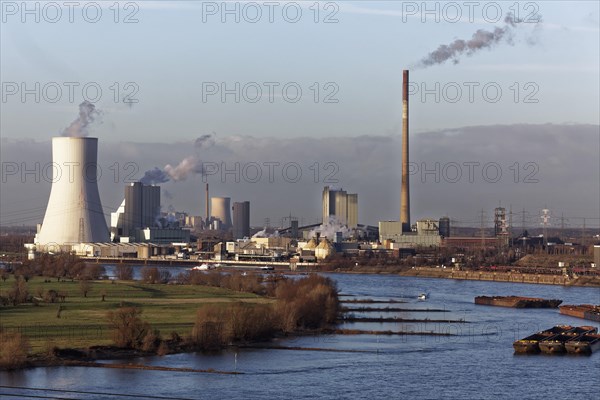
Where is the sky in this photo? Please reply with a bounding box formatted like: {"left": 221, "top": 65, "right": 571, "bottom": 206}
{"left": 1, "top": 1, "right": 599, "bottom": 228}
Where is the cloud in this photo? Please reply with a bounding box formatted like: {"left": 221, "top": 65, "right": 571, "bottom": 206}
{"left": 1, "top": 124, "right": 598, "bottom": 227}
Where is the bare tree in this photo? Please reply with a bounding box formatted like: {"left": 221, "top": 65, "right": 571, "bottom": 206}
{"left": 79, "top": 280, "right": 92, "bottom": 298}
{"left": 116, "top": 265, "right": 134, "bottom": 280}
{"left": 106, "top": 307, "right": 150, "bottom": 349}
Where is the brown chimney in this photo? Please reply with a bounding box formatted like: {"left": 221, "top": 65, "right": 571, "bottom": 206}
{"left": 205, "top": 183, "right": 209, "bottom": 222}
{"left": 400, "top": 70, "right": 411, "bottom": 232}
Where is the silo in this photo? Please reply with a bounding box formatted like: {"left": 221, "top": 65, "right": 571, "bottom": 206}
{"left": 211, "top": 197, "right": 232, "bottom": 229}
{"left": 35, "top": 137, "right": 109, "bottom": 250}
{"left": 232, "top": 201, "right": 250, "bottom": 239}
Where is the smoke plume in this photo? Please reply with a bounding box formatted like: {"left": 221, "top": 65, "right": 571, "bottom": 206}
{"left": 195, "top": 132, "right": 216, "bottom": 149}
{"left": 139, "top": 134, "right": 212, "bottom": 184}
{"left": 139, "top": 167, "right": 170, "bottom": 185}
{"left": 252, "top": 227, "right": 280, "bottom": 238}
{"left": 163, "top": 156, "right": 204, "bottom": 181}
{"left": 415, "top": 13, "right": 539, "bottom": 68}
{"left": 309, "top": 216, "right": 352, "bottom": 240}
{"left": 62, "top": 101, "right": 101, "bottom": 137}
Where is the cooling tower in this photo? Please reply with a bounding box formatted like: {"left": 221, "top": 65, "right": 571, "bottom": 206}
{"left": 400, "top": 69, "right": 411, "bottom": 232}
{"left": 35, "top": 137, "right": 109, "bottom": 250}
{"left": 210, "top": 197, "right": 232, "bottom": 229}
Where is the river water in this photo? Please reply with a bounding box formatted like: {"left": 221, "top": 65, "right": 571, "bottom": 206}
{"left": 1, "top": 274, "right": 599, "bottom": 400}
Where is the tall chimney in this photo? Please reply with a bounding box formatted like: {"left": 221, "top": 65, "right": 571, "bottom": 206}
{"left": 205, "top": 183, "right": 209, "bottom": 222}
{"left": 400, "top": 69, "right": 411, "bottom": 233}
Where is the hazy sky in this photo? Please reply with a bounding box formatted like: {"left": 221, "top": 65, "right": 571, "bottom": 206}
{"left": 1, "top": 1, "right": 599, "bottom": 228}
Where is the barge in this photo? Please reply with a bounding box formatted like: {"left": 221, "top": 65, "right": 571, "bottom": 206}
{"left": 475, "top": 296, "right": 562, "bottom": 308}
{"left": 514, "top": 326, "right": 599, "bottom": 355}
{"left": 565, "top": 333, "right": 600, "bottom": 355}
{"left": 539, "top": 326, "right": 598, "bottom": 354}
{"left": 512, "top": 325, "right": 573, "bottom": 354}
{"left": 559, "top": 304, "right": 600, "bottom": 322}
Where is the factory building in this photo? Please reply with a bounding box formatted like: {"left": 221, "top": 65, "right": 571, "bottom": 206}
{"left": 379, "top": 219, "right": 442, "bottom": 247}
{"left": 34, "top": 137, "right": 109, "bottom": 251}
{"left": 232, "top": 201, "right": 250, "bottom": 239}
{"left": 111, "top": 182, "right": 160, "bottom": 241}
{"left": 322, "top": 186, "right": 358, "bottom": 228}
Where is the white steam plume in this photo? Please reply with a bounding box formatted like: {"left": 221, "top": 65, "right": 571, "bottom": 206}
{"left": 309, "top": 216, "right": 352, "bottom": 240}
{"left": 139, "top": 134, "right": 215, "bottom": 184}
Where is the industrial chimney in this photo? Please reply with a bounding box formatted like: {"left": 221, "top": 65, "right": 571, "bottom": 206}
{"left": 205, "top": 183, "right": 209, "bottom": 222}
{"left": 400, "top": 70, "right": 411, "bottom": 232}
{"left": 35, "top": 137, "right": 109, "bottom": 250}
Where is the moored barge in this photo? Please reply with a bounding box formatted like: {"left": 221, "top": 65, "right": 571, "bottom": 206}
{"left": 559, "top": 304, "right": 600, "bottom": 322}
{"left": 475, "top": 296, "right": 562, "bottom": 308}
{"left": 565, "top": 333, "right": 600, "bottom": 355}
{"left": 513, "top": 325, "right": 573, "bottom": 354}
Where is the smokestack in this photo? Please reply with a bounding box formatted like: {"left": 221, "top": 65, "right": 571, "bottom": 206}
{"left": 400, "top": 70, "right": 411, "bottom": 233}
{"left": 205, "top": 183, "right": 209, "bottom": 222}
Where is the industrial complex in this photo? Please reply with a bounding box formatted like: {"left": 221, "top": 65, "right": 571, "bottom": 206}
{"left": 23, "top": 70, "right": 599, "bottom": 274}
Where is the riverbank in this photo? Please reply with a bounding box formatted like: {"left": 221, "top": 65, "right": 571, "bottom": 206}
{"left": 398, "top": 267, "right": 600, "bottom": 287}
{"left": 0, "top": 273, "right": 340, "bottom": 371}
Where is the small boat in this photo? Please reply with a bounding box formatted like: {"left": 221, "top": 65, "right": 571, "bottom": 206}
{"left": 418, "top": 293, "right": 427, "bottom": 301}
{"left": 565, "top": 333, "right": 600, "bottom": 355}
{"left": 513, "top": 325, "right": 574, "bottom": 354}
{"left": 192, "top": 263, "right": 216, "bottom": 271}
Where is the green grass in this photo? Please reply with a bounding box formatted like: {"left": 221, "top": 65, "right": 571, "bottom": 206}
{"left": 0, "top": 276, "right": 269, "bottom": 353}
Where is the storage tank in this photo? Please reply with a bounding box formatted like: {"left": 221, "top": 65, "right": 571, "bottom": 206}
{"left": 210, "top": 197, "right": 232, "bottom": 229}
{"left": 35, "top": 137, "right": 109, "bottom": 250}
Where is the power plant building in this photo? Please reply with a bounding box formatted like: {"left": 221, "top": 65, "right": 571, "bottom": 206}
{"left": 111, "top": 182, "right": 161, "bottom": 240}
{"left": 322, "top": 186, "right": 358, "bottom": 228}
{"left": 35, "top": 137, "right": 109, "bottom": 251}
{"left": 232, "top": 201, "right": 250, "bottom": 239}
{"left": 211, "top": 197, "right": 232, "bottom": 230}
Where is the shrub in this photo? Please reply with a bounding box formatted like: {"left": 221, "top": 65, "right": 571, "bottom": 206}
{"left": 0, "top": 332, "right": 29, "bottom": 370}
{"left": 8, "top": 276, "right": 29, "bottom": 305}
{"left": 116, "top": 265, "right": 134, "bottom": 280}
{"left": 107, "top": 307, "right": 150, "bottom": 349}
{"left": 141, "top": 329, "right": 161, "bottom": 352}
{"left": 191, "top": 306, "right": 229, "bottom": 350}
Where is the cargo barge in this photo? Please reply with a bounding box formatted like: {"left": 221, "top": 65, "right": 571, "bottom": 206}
{"left": 559, "top": 304, "right": 600, "bottom": 322}
{"left": 512, "top": 325, "right": 573, "bottom": 354}
{"left": 475, "top": 296, "right": 562, "bottom": 308}
{"left": 565, "top": 333, "right": 600, "bottom": 355}
{"left": 538, "top": 326, "right": 597, "bottom": 354}
{"left": 514, "top": 326, "right": 599, "bottom": 355}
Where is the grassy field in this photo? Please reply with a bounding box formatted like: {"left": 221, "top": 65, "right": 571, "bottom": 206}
{"left": 0, "top": 276, "right": 269, "bottom": 352}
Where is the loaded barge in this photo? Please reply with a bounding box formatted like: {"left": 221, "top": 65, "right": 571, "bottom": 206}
{"left": 559, "top": 304, "right": 600, "bottom": 322}
{"left": 475, "top": 296, "right": 562, "bottom": 308}
{"left": 513, "top": 326, "right": 599, "bottom": 355}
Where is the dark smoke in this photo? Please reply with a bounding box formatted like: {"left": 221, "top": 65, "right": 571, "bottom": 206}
{"left": 139, "top": 167, "right": 170, "bottom": 185}
{"left": 195, "top": 132, "right": 216, "bottom": 149}
{"left": 62, "top": 101, "right": 101, "bottom": 137}
{"left": 415, "top": 13, "right": 539, "bottom": 68}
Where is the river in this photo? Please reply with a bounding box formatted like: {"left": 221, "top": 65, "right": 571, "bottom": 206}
{"left": 1, "top": 273, "right": 599, "bottom": 399}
